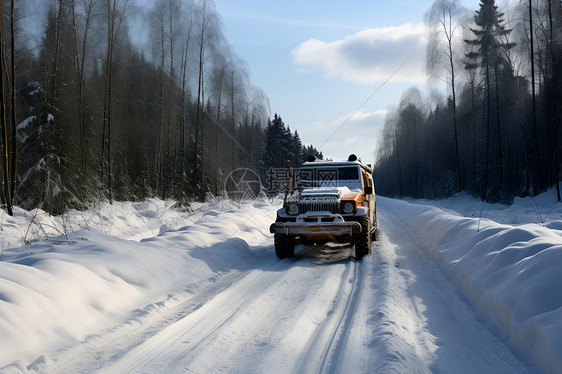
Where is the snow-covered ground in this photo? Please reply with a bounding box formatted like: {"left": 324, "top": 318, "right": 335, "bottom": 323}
{"left": 0, "top": 189, "right": 560, "bottom": 373}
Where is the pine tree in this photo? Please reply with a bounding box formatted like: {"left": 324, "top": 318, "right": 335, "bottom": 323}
{"left": 465, "top": 0, "right": 515, "bottom": 200}
{"left": 260, "top": 114, "right": 322, "bottom": 186}
{"left": 291, "top": 130, "right": 303, "bottom": 167}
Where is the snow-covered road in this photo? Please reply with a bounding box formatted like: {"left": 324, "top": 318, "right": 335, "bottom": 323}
{"left": 2, "top": 193, "right": 560, "bottom": 373}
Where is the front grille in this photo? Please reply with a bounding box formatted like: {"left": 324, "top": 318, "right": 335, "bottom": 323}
{"left": 298, "top": 197, "right": 339, "bottom": 214}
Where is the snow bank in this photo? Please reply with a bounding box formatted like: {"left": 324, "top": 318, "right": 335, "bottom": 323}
{"left": 380, "top": 188, "right": 562, "bottom": 373}
{"left": 2, "top": 189, "right": 561, "bottom": 372}
{"left": 0, "top": 198, "right": 277, "bottom": 370}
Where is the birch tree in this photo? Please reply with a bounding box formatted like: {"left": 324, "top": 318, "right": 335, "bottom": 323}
{"left": 425, "top": 0, "right": 468, "bottom": 192}
{"left": 177, "top": 3, "right": 194, "bottom": 198}
{"left": 194, "top": 0, "right": 208, "bottom": 197}
{"left": 71, "top": 0, "right": 97, "bottom": 174}
{"left": 102, "top": 0, "right": 129, "bottom": 202}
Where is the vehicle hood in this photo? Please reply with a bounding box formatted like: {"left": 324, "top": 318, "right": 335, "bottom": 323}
{"left": 296, "top": 186, "right": 361, "bottom": 199}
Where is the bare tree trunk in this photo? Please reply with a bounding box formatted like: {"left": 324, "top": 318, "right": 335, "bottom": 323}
{"left": 167, "top": 1, "right": 175, "bottom": 183}
{"left": 528, "top": 0, "right": 544, "bottom": 193}
{"left": 547, "top": 0, "right": 561, "bottom": 201}
{"left": 9, "top": 0, "right": 16, "bottom": 205}
{"left": 483, "top": 62, "right": 491, "bottom": 200}
{"left": 102, "top": 0, "right": 129, "bottom": 202}
{"left": 107, "top": 1, "right": 115, "bottom": 202}
{"left": 178, "top": 6, "right": 194, "bottom": 196}
{"left": 449, "top": 40, "right": 461, "bottom": 192}
{"left": 71, "top": 0, "right": 83, "bottom": 171}
{"left": 230, "top": 69, "right": 236, "bottom": 170}
{"left": 195, "top": 0, "right": 207, "bottom": 198}
{"left": 53, "top": 0, "right": 63, "bottom": 101}
{"left": 81, "top": 1, "right": 93, "bottom": 174}
{"left": 72, "top": 0, "right": 94, "bottom": 175}
{"left": 139, "top": 52, "right": 152, "bottom": 192}
{"left": 179, "top": 38, "right": 189, "bottom": 180}
{"left": 200, "top": 64, "right": 206, "bottom": 194}
{"left": 214, "top": 68, "right": 225, "bottom": 196}
{"left": 102, "top": 1, "right": 110, "bottom": 195}
{"left": 158, "top": 10, "right": 165, "bottom": 196}
{"left": 494, "top": 61, "right": 503, "bottom": 193}
{"left": 102, "top": 0, "right": 114, "bottom": 201}
{"left": 179, "top": 46, "right": 187, "bottom": 176}
{"left": 425, "top": 0, "right": 466, "bottom": 192}
{"left": 470, "top": 71, "right": 477, "bottom": 191}
{"left": 0, "top": 0, "right": 12, "bottom": 215}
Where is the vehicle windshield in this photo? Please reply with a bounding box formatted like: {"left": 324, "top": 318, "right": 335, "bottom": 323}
{"left": 296, "top": 166, "right": 360, "bottom": 189}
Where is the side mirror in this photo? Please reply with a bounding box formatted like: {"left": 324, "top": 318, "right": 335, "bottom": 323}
{"left": 364, "top": 186, "right": 373, "bottom": 195}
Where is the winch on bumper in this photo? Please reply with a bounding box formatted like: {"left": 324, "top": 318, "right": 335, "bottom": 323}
{"left": 269, "top": 212, "right": 362, "bottom": 236}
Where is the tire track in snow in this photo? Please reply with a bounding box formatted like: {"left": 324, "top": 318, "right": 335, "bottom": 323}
{"left": 100, "top": 263, "right": 292, "bottom": 373}
{"left": 96, "top": 250, "right": 365, "bottom": 373}
{"left": 176, "top": 255, "right": 364, "bottom": 374}
{"left": 45, "top": 213, "right": 368, "bottom": 373}
{"left": 48, "top": 269, "right": 256, "bottom": 373}
{"left": 293, "top": 259, "right": 364, "bottom": 374}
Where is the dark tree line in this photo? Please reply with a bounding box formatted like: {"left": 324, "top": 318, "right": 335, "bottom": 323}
{"left": 260, "top": 114, "right": 322, "bottom": 172}
{"left": 0, "top": 0, "right": 317, "bottom": 215}
{"left": 259, "top": 114, "right": 323, "bottom": 195}
{"left": 375, "top": 0, "right": 562, "bottom": 202}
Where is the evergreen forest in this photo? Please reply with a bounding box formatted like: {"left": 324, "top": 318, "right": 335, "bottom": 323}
{"left": 0, "top": 0, "right": 320, "bottom": 215}
{"left": 374, "top": 0, "right": 562, "bottom": 203}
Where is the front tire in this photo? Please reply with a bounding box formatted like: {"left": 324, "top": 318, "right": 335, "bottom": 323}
{"left": 353, "top": 215, "right": 371, "bottom": 260}
{"left": 274, "top": 233, "right": 295, "bottom": 258}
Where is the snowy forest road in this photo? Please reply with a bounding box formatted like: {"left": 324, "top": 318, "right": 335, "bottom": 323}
{"left": 24, "top": 199, "right": 537, "bottom": 373}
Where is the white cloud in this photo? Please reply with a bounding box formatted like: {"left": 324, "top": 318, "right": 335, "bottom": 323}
{"left": 304, "top": 110, "right": 387, "bottom": 162}
{"left": 313, "top": 109, "right": 388, "bottom": 130}
{"left": 291, "top": 24, "right": 426, "bottom": 84}
{"left": 341, "top": 136, "right": 359, "bottom": 148}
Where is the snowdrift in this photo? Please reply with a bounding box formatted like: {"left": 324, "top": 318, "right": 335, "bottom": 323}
{"left": 0, "top": 199, "right": 277, "bottom": 371}
{"left": 0, "top": 190, "right": 561, "bottom": 372}
{"left": 379, "top": 191, "right": 562, "bottom": 373}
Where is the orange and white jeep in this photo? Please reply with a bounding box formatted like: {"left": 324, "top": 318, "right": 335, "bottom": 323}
{"left": 269, "top": 154, "right": 377, "bottom": 260}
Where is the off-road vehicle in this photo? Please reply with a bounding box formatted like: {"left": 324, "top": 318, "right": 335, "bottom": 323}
{"left": 269, "top": 154, "right": 377, "bottom": 260}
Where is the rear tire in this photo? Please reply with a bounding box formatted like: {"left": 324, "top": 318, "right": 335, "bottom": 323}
{"left": 353, "top": 215, "right": 371, "bottom": 260}
{"left": 274, "top": 233, "right": 295, "bottom": 258}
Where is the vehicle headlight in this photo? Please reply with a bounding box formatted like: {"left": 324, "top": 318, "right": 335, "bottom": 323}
{"left": 341, "top": 200, "right": 355, "bottom": 214}
{"left": 288, "top": 203, "right": 299, "bottom": 215}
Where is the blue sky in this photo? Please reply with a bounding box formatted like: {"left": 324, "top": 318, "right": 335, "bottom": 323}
{"left": 213, "top": 0, "right": 485, "bottom": 163}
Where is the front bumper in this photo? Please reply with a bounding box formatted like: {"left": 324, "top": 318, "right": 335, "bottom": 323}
{"left": 270, "top": 214, "right": 362, "bottom": 236}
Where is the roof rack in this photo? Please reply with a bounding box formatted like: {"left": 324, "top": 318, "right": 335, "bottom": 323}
{"left": 303, "top": 153, "right": 372, "bottom": 174}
